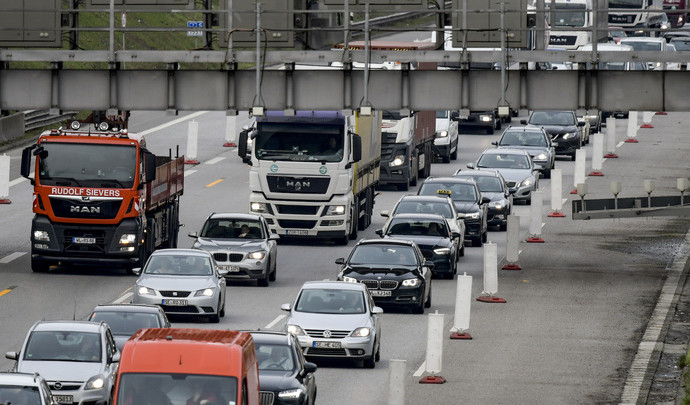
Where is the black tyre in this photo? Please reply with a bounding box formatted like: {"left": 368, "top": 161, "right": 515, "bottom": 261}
{"left": 442, "top": 154, "right": 450, "bottom": 164}
{"left": 499, "top": 222, "right": 508, "bottom": 231}
{"left": 482, "top": 230, "right": 488, "bottom": 243}
{"left": 412, "top": 301, "right": 425, "bottom": 314}
{"left": 269, "top": 260, "right": 277, "bottom": 282}
{"left": 31, "top": 259, "right": 50, "bottom": 273}
{"left": 450, "top": 142, "right": 458, "bottom": 160}
{"left": 363, "top": 352, "right": 376, "bottom": 368}
{"left": 424, "top": 287, "right": 432, "bottom": 308}
{"left": 220, "top": 300, "right": 226, "bottom": 317}
{"left": 258, "top": 273, "right": 269, "bottom": 287}
{"left": 208, "top": 312, "right": 220, "bottom": 323}
{"left": 397, "top": 181, "right": 409, "bottom": 191}
{"left": 458, "top": 243, "right": 465, "bottom": 257}
{"left": 495, "top": 119, "right": 502, "bottom": 130}
{"left": 570, "top": 152, "right": 576, "bottom": 161}
{"left": 472, "top": 236, "right": 482, "bottom": 247}
{"left": 486, "top": 126, "right": 494, "bottom": 135}
{"left": 334, "top": 234, "right": 349, "bottom": 245}
{"left": 544, "top": 169, "right": 551, "bottom": 179}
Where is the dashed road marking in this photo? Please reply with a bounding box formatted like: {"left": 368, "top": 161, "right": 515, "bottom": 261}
{"left": 206, "top": 179, "right": 224, "bottom": 188}
{"left": 206, "top": 157, "right": 225, "bottom": 165}
{"left": 0, "top": 252, "right": 26, "bottom": 264}
{"left": 0, "top": 286, "right": 17, "bottom": 298}
{"left": 184, "top": 170, "right": 197, "bottom": 178}
{"left": 413, "top": 361, "right": 426, "bottom": 377}
{"left": 265, "top": 315, "right": 287, "bottom": 330}
{"left": 112, "top": 287, "right": 134, "bottom": 304}
{"left": 138, "top": 111, "right": 208, "bottom": 136}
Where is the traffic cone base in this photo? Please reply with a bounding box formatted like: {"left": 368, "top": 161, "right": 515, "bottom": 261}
{"left": 184, "top": 159, "right": 200, "bottom": 165}
{"left": 0, "top": 198, "right": 11, "bottom": 204}
{"left": 419, "top": 376, "right": 446, "bottom": 384}
{"left": 502, "top": 263, "right": 522, "bottom": 270}
{"left": 604, "top": 153, "right": 619, "bottom": 158}
{"left": 589, "top": 171, "right": 604, "bottom": 176}
{"left": 640, "top": 124, "right": 654, "bottom": 129}
{"left": 476, "top": 296, "right": 507, "bottom": 303}
{"left": 655, "top": 111, "right": 667, "bottom": 115}
{"left": 570, "top": 189, "right": 578, "bottom": 194}
{"left": 223, "top": 142, "right": 237, "bottom": 147}
{"left": 548, "top": 211, "right": 565, "bottom": 218}
{"left": 450, "top": 332, "right": 473, "bottom": 339}
{"left": 625, "top": 138, "right": 639, "bottom": 143}
{"left": 525, "top": 237, "right": 544, "bottom": 243}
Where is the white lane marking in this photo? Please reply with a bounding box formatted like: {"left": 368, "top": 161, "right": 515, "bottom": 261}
{"left": 9, "top": 177, "right": 27, "bottom": 187}
{"left": 113, "top": 290, "right": 133, "bottom": 304}
{"left": 617, "top": 141, "right": 625, "bottom": 148}
{"left": 413, "top": 361, "right": 426, "bottom": 377}
{"left": 138, "top": 111, "right": 208, "bottom": 136}
{"left": 620, "top": 228, "right": 690, "bottom": 404}
{"left": 0, "top": 252, "right": 26, "bottom": 264}
{"left": 206, "top": 157, "right": 225, "bottom": 165}
{"left": 184, "top": 170, "right": 197, "bottom": 178}
{"left": 264, "top": 315, "right": 287, "bottom": 330}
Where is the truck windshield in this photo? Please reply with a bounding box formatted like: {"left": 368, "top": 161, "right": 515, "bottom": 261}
{"left": 548, "top": 4, "right": 587, "bottom": 27}
{"left": 37, "top": 143, "right": 137, "bottom": 188}
{"left": 116, "top": 373, "right": 237, "bottom": 405}
{"left": 609, "top": 0, "right": 644, "bottom": 8}
{"left": 254, "top": 123, "right": 344, "bottom": 162}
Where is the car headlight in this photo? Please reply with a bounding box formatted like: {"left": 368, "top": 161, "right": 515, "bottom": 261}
{"left": 402, "top": 278, "right": 422, "bottom": 287}
{"left": 341, "top": 275, "right": 358, "bottom": 283}
{"left": 85, "top": 375, "right": 105, "bottom": 390}
{"left": 119, "top": 233, "right": 137, "bottom": 245}
{"left": 534, "top": 153, "right": 547, "bottom": 160}
{"left": 479, "top": 114, "right": 492, "bottom": 122}
{"left": 520, "top": 178, "right": 533, "bottom": 187}
{"left": 278, "top": 389, "right": 304, "bottom": 400}
{"left": 351, "top": 327, "right": 371, "bottom": 337}
{"left": 250, "top": 202, "right": 267, "bottom": 213}
{"left": 489, "top": 201, "right": 504, "bottom": 209}
{"left": 33, "top": 230, "right": 50, "bottom": 242}
{"left": 326, "top": 205, "right": 346, "bottom": 215}
{"left": 437, "top": 130, "right": 448, "bottom": 138}
{"left": 463, "top": 212, "right": 480, "bottom": 220}
{"left": 137, "top": 286, "right": 155, "bottom": 296}
{"left": 287, "top": 324, "right": 306, "bottom": 336}
{"left": 248, "top": 251, "right": 266, "bottom": 260}
{"left": 390, "top": 155, "right": 405, "bottom": 167}
{"left": 562, "top": 132, "right": 578, "bottom": 140}
{"left": 434, "top": 248, "right": 451, "bottom": 255}
{"left": 195, "top": 288, "right": 215, "bottom": 297}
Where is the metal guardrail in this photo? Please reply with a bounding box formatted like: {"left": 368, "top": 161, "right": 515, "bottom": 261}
{"left": 24, "top": 110, "right": 77, "bottom": 131}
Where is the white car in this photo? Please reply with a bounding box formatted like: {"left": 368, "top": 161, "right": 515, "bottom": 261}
{"left": 433, "top": 110, "right": 459, "bottom": 163}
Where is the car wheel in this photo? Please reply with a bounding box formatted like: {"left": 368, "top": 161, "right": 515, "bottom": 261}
{"left": 482, "top": 230, "right": 488, "bottom": 243}
{"left": 412, "top": 301, "right": 425, "bottom": 314}
{"left": 570, "top": 152, "right": 576, "bottom": 161}
{"left": 442, "top": 153, "right": 450, "bottom": 163}
{"left": 397, "top": 180, "right": 409, "bottom": 191}
{"left": 486, "top": 126, "right": 494, "bottom": 135}
{"left": 450, "top": 145, "right": 458, "bottom": 160}
{"left": 220, "top": 299, "right": 226, "bottom": 317}
{"left": 334, "top": 234, "right": 349, "bottom": 245}
{"left": 257, "top": 272, "right": 270, "bottom": 287}
{"left": 525, "top": 197, "right": 532, "bottom": 205}
{"left": 472, "top": 236, "right": 482, "bottom": 247}
{"left": 363, "top": 350, "right": 377, "bottom": 368}
{"left": 269, "top": 259, "right": 277, "bottom": 282}
{"left": 544, "top": 169, "right": 551, "bottom": 179}
{"left": 495, "top": 119, "right": 502, "bottom": 130}
{"left": 499, "top": 221, "right": 508, "bottom": 231}
{"left": 31, "top": 258, "right": 50, "bottom": 273}
{"left": 458, "top": 243, "right": 465, "bottom": 257}
{"left": 208, "top": 311, "right": 220, "bottom": 323}
{"left": 424, "top": 287, "right": 432, "bottom": 308}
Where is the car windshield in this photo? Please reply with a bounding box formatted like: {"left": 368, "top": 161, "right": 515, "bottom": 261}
{"left": 255, "top": 343, "right": 296, "bottom": 371}
{"left": 547, "top": 4, "right": 587, "bottom": 27}
{"left": 393, "top": 201, "right": 453, "bottom": 219}
{"left": 90, "top": 311, "right": 161, "bottom": 336}
{"left": 477, "top": 153, "right": 531, "bottom": 170}
{"left": 418, "top": 182, "right": 477, "bottom": 202}
{"left": 528, "top": 111, "right": 575, "bottom": 126}
{"left": 387, "top": 220, "right": 449, "bottom": 237}
{"left": 116, "top": 373, "right": 237, "bottom": 405}
{"left": 200, "top": 218, "right": 264, "bottom": 239}
{"left": 468, "top": 175, "right": 505, "bottom": 192}
{"left": 349, "top": 244, "right": 418, "bottom": 266}
{"left": 671, "top": 40, "right": 690, "bottom": 51}
{"left": 295, "top": 289, "right": 366, "bottom": 314}
{"left": 145, "top": 255, "right": 213, "bottom": 276}
{"left": 24, "top": 331, "right": 101, "bottom": 362}
{"left": 621, "top": 41, "right": 662, "bottom": 51}
{"left": 500, "top": 131, "right": 547, "bottom": 147}
{"left": 0, "top": 385, "right": 42, "bottom": 405}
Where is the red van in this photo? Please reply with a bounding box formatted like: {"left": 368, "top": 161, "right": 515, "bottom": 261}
{"left": 112, "top": 328, "right": 259, "bottom": 405}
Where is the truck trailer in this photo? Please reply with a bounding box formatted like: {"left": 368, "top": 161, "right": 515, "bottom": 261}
{"left": 20, "top": 127, "right": 183, "bottom": 273}
{"left": 238, "top": 110, "right": 381, "bottom": 245}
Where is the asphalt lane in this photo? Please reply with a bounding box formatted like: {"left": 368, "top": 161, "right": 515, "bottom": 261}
{"left": 0, "top": 111, "right": 688, "bottom": 404}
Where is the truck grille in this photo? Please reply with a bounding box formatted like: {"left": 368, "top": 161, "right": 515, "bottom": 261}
{"left": 63, "top": 230, "right": 106, "bottom": 253}
{"left": 609, "top": 14, "right": 635, "bottom": 23}
{"left": 260, "top": 391, "right": 275, "bottom": 405}
{"left": 304, "top": 329, "right": 350, "bottom": 338}
{"left": 278, "top": 220, "right": 316, "bottom": 229}
{"left": 49, "top": 197, "right": 122, "bottom": 219}
{"left": 266, "top": 176, "right": 329, "bottom": 194}
{"left": 276, "top": 205, "right": 319, "bottom": 215}
{"left": 548, "top": 36, "right": 576, "bottom": 46}
{"left": 213, "top": 253, "right": 244, "bottom": 262}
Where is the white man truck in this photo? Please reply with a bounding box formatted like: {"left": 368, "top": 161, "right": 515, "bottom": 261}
{"left": 609, "top": 0, "right": 666, "bottom": 34}
{"left": 547, "top": 0, "right": 593, "bottom": 50}
{"left": 238, "top": 110, "right": 381, "bottom": 245}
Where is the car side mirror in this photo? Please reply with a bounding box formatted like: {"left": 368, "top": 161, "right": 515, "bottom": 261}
{"left": 481, "top": 196, "right": 491, "bottom": 204}
{"left": 491, "top": 141, "right": 498, "bottom": 146}
{"left": 5, "top": 351, "right": 18, "bottom": 360}
{"left": 110, "top": 352, "right": 120, "bottom": 363}
{"left": 280, "top": 303, "right": 292, "bottom": 312}
{"left": 451, "top": 232, "right": 461, "bottom": 239}
{"left": 188, "top": 231, "right": 199, "bottom": 238}
{"left": 534, "top": 164, "right": 543, "bottom": 171}
{"left": 335, "top": 258, "right": 345, "bottom": 265}
{"left": 380, "top": 211, "right": 390, "bottom": 217}
{"left": 269, "top": 234, "right": 281, "bottom": 241}
{"left": 375, "top": 229, "right": 383, "bottom": 237}
{"left": 371, "top": 306, "right": 384, "bottom": 314}
{"left": 508, "top": 187, "right": 517, "bottom": 194}
{"left": 466, "top": 163, "right": 475, "bottom": 169}
{"left": 578, "top": 121, "right": 586, "bottom": 127}
{"left": 423, "top": 260, "right": 435, "bottom": 268}
{"left": 131, "top": 267, "right": 142, "bottom": 276}
{"left": 303, "top": 361, "right": 318, "bottom": 374}
{"left": 520, "top": 119, "right": 527, "bottom": 124}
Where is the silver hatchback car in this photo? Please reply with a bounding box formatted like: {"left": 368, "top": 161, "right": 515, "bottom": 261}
{"left": 281, "top": 281, "right": 383, "bottom": 368}
{"left": 132, "top": 249, "right": 228, "bottom": 323}
{"left": 0, "top": 372, "right": 55, "bottom": 405}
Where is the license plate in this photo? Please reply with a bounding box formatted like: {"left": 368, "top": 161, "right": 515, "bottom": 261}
{"left": 370, "top": 290, "right": 392, "bottom": 297}
{"left": 73, "top": 237, "right": 96, "bottom": 244}
{"left": 162, "top": 299, "right": 187, "bottom": 306}
{"left": 220, "top": 265, "right": 240, "bottom": 272}
{"left": 286, "top": 230, "right": 308, "bottom": 236}
{"left": 313, "top": 341, "right": 341, "bottom": 349}
{"left": 53, "top": 395, "right": 73, "bottom": 404}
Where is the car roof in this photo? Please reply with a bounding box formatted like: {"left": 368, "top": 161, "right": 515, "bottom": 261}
{"left": 388, "top": 213, "right": 447, "bottom": 222}
{"left": 0, "top": 372, "right": 45, "bottom": 385}
{"left": 150, "top": 248, "right": 212, "bottom": 258}
{"left": 580, "top": 44, "right": 633, "bottom": 51}
{"left": 480, "top": 148, "right": 531, "bottom": 156}
{"left": 397, "top": 195, "right": 452, "bottom": 202}
{"left": 208, "top": 212, "right": 263, "bottom": 221}
{"left": 529, "top": 109, "right": 574, "bottom": 114}
{"left": 502, "top": 126, "right": 546, "bottom": 134}
{"left": 91, "top": 303, "right": 163, "bottom": 314}
{"left": 301, "top": 280, "right": 367, "bottom": 291}
{"left": 249, "top": 331, "right": 294, "bottom": 345}
{"left": 422, "top": 176, "right": 477, "bottom": 185}
{"left": 454, "top": 169, "right": 502, "bottom": 178}
{"left": 356, "top": 238, "right": 417, "bottom": 247}
{"left": 32, "top": 320, "right": 104, "bottom": 333}
{"left": 620, "top": 37, "right": 665, "bottom": 43}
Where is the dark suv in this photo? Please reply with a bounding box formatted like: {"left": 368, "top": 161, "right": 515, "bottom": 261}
{"left": 521, "top": 110, "right": 585, "bottom": 160}
{"left": 453, "top": 169, "right": 512, "bottom": 231}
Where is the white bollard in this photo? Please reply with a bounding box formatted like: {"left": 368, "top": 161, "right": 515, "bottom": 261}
{"left": 0, "top": 154, "right": 10, "bottom": 204}
{"left": 419, "top": 311, "right": 446, "bottom": 383}
{"left": 387, "top": 359, "right": 406, "bottom": 404}
{"left": 605, "top": 117, "right": 618, "bottom": 157}
{"left": 223, "top": 113, "right": 237, "bottom": 147}
{"left": 548, "top": 169, "right": 564, "bottom": 217}
{"left": 477, "top": 242, "right": 505, "bottom": 302}
{"left": 641, "top": 111, "right": 654, "bottom": 128}
{"left": 502, "top": 215, "right": 521, "bottom": 269}
{"left": 185, "top": 120, "right": 200, "bottom": 165}
{"left": 450, "top": 273, "right": 473, "bottom": 338}
{"left": 573, "top": 149, "right": 586, "bottom": 193}
{"left": 590, "top": 134, "right": 604, "bottom": 176}
{"left": 626, "top": 111, "right": 639, "bottom": 141}
{"left": 526, "top": 190, "right": 544, "bottom": 242}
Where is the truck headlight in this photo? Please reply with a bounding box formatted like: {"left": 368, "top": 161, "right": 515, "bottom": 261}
{"left": 85, "top": 375, "right": 105, "bottom": 390}
{"left": 437, "top": 130, "right": 448, "bottom": 138}
{"left": 248, "top": 251, "right": 266, "bottom": 260}
{"left": 535, "top": 153, "right": 547, "bottom": 160}
{"left": 250, "top": 202, "right": 267, "bottom": 213}
{"left": 195, "top": 288, "right": 215, "bottom": 297}
{"left": 326, "top": 205, "right": 346, "bottom": 215}
{"left": 287, "top": 324, "right": 306, "bottom": 336}
{"left": 34, "top": 230, "right": 50, "bottom": 242}
{"left": 341, "top": 275, "right": 358, "bottom": 283}
{"left": 351, "top": 327, "right": 371, "bottom": 337}
{"left": 390, "top": 155, "right": 405, "bottom": 167}
{"left": 402, "top": 278, "right": 421, "bottom": 287}
{"left": 119, "top": 234, "right": 136, "bottom": 245}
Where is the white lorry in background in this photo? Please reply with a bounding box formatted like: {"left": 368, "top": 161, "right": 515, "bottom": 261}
{"left": 546, "top": 0, "right": 593, "bottom": 50}
{"left": 608, "top": 0, "right": 667, "bottom": 35}
{"left": 433, "top": 110, "right": 459, "bottom": 163}
{"left": 238, "top": 110, "right": 381, "bottom": 245}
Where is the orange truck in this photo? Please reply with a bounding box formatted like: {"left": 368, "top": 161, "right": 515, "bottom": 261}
{"left": 20, "top": 127, "right": 184, "bottom": 273}
{"left": 112, "top": 328, "right": 259, "bottom": 405}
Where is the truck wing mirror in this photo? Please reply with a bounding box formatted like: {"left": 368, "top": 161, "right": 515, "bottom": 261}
{"left": 352, "top": 133, "right": 362, "bottom": 163}
{"left": 21, "top": 145, "right": 37, "bottom": 179}
{"left": 238, "top": 129, "right": 249, "bottom": 159}
{"left": 144, "top": 151, "right": 156, "bottom": 183}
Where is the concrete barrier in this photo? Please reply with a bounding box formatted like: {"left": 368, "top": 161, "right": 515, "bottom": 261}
{"left": 0, "top": 113, "right": 26, "bottom": 143}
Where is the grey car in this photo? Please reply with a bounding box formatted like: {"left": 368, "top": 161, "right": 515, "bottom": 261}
{"left": 131, "top": 248, "right": 228, "bottom": 323}
{"left": 281, "top": 281, "right": 383, "bottom": 368}
{"left": 0, "top": 372, "right": 55, "bottom": 405}
{"left": 492, "top": 126, "right": 556, "bottom": 178}
{"left": 467, "top": 148, "right": 541, "bottom": 204}
{"left": 189, "top": 213, "right": 279, "bottom": 287}
{"left": 5, "top": 320, "right": 119, "bottom": 405}
{"left": 88, "top": 303, "right": 171, "bottom": 351}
